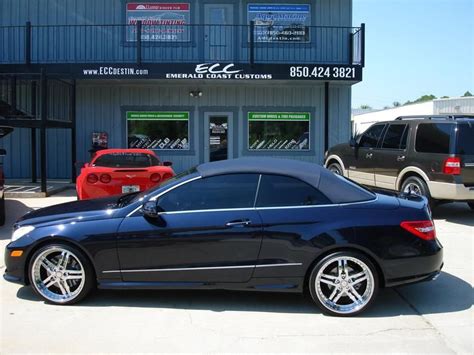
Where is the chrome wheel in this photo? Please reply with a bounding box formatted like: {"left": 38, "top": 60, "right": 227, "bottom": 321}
{"left": 314, "top": 256, "right": 375, "bottom": 315}
{"left": 403, "top": 182, "right": 422, "bottom": 196}
{"left": 30, "top": 247, "right": 85, "bottom": 303}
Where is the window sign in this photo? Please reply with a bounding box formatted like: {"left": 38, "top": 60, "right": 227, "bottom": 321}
{"left": 248, "top": 112, "right": 310, "bottom": 150}
{"left": 127, "top": 111, "right": 190, "bottom": 150}
{"left": 126, "top": 3, "right": 191, "bottom": 42}
{"left": 247, "top": 4, "right": 311, "bottom": 43}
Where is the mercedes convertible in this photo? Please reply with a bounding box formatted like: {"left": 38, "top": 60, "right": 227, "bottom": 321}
{"left": 4, "top": 158, "right": 443, "bottom": 316}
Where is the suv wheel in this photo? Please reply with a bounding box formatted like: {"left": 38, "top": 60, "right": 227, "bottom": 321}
{"left": 328, "top": 162, "right": 343, "bottom": 175}
{"left": 308, "top": 251, "right": 379, "bottom": 317}
{"left": 401, "top": 176, "right": 435, "bottom": 206}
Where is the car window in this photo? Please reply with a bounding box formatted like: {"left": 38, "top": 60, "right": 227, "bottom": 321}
{"left": 359, "top": 124, "right": 386, "bottom": 148}
{"left": 415, "top": 123, "right": 452, "bottom": 154}
{"left": 400, "top": 125, "right": 409, "bottom": 150}
{"left": 381, "top": 124, "right": 407, "bottom": 149}
{"left": 93, "top": 153, "right": 160, "bottom": 168}
{"left": 455, "top": 124, "right": 474, "bottom": 155}
{"left": 157, "top": 174, "right": 259, "bottom": 212}
{"left": 256, "top": 174, "right": 330, "bottom": 207}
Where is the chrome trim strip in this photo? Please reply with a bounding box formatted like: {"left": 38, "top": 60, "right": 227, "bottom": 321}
{"left": 158, "top": 207, "right": 256, "bottom": 215}
{"left": 102, "top": 262, "right": 302, "bottom": 274}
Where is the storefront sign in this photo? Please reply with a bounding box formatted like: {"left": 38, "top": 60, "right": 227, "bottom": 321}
{"left": 127, "top": 111, "right": 189, "bottom": 150}
{"left": 248, "top": 4, "right": 311, "bottom": 43}
{"left": 248, "top": 112, "right": 310, "bottom": 121}
{"left": 126, "top": 3, "right": 191, "bottom": 42}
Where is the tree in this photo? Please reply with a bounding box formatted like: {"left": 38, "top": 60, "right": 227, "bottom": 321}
{"left": 404, "top": 94, "right": 437, "bottom": 105}
{"left": 359, "top": 104, "right": 372, "bottom": 109}
{"left": 463, "top": 91, "right": 473, "bottom": 97}
{"left": 441, "top": 96, "right": 449, "bottom": 99}
{"left": 393, "top": 101, "right": 401, "bottom": 107}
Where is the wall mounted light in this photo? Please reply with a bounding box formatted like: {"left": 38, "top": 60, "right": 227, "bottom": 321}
{"left": 189, "top": 90, "right": 203, "bottom": 98}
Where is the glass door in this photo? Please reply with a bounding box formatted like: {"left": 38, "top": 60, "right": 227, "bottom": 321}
{"left": 209, "top": 116, "right": 228, "bottom": 162}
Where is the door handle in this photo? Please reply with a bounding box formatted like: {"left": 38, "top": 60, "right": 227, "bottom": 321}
{"left": 225, "top": 219, "right": 251, "bottom": 227}
{"left": 397, "top": 155, "right": 406, "bottom": 162}
{"left": 365, "top": 152, "right": 373, "bottom": 159}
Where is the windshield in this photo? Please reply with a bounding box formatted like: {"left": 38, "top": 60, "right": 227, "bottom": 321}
{"left": 456, "top": 124, "right": 474, "bottom": 155}
{"left": 93, "top": 153, "right": 160, "bottom": 168}
{"left": 120, "top": 167, "right": 198, "bottom": 206}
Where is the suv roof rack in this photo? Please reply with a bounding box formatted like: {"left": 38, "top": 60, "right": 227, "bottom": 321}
{"left": 395, "top": 114, "right": 474, "bottom": 121}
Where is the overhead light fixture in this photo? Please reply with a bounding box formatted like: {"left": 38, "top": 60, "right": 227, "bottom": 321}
{"left": 189, "top": 90, "right": 203, "bottom": 98}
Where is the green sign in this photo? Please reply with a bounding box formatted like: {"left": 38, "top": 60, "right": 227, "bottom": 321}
{"left": 248, "top": 112, "right": 310, "bottom": 121}
{"left": 127, "top": 111, "right": 189, "bottom": 120}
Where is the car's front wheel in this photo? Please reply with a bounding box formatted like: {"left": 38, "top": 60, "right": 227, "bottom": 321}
{"left": 308, "top": 251, "right": 379, "bottom": 316}
{"left": 29, "top": 244, "right": 94, "bottom": 305}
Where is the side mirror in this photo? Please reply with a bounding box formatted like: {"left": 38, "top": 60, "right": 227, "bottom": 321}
{"left": 163, "top": 161, "right": 173, "bottom": 167}
{"left": 141, "top": 201, "right": 161, "bottom": 218}
{"left": 349, "top": 137, "right": 358, "bottom": 148}
{"left": 0, "top": 148, "right": 6, "bottom": 156}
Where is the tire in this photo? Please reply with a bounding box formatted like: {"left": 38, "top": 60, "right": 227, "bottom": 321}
{"left": 401, "top": 176, "right": 436, "bottom": 207}
{"left": 308, "top": 251, "right": 379, "bottom": 317}
{"left": 468, "top": 202, "right": 474, "bottom": 211}
{"left": 29, "top": 243, "right": 95, "bottom": 305}
{"left": 327, "top": 162, "right": 343, "bottom": 175}
{"left": 0, "top": 195, "right": 5, "bottom": 226}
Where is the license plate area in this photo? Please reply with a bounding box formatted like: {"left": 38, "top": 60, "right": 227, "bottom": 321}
{"left": 122, "top": 185, "right": 140, "bottom": 193}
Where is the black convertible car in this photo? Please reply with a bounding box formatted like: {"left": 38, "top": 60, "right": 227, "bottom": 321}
{"left": 4, "top": 158, "right": 443, "bottom": 316}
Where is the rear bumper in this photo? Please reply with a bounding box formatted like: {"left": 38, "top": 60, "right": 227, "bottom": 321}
{"left": 383, "top": 246, "right": 444, "bottom": 287}
{"left": 428, "top": 181, "right": 474, "bottom": 201}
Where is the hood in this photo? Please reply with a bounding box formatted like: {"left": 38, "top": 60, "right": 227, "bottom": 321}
{"left": 16, "top": 195, "right": 121, "bottom": 228}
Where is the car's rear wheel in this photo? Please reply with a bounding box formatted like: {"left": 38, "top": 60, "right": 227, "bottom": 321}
{"left": 308, "top": 251, "right": 379, "bottom": 316}
{"left": 29, "top": 244, "right": 94, "bottom": 305}
{"left": 327, "top": 162, "right": 343, "bottom": 175}
{"left": 0, "top": 195, "right": 5, "bottom": 226}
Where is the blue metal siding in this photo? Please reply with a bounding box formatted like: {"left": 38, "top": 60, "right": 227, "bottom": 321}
{"left": 1, "top": 0, "right": 355, "bottom": 64}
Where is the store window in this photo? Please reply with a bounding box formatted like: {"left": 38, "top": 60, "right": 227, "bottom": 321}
{"left": 127, "top": 111, "right": 190, "bottom": 150}
{"left": 248, "top": 112, "right": 310, "bottom": 151}
{"left": 126, "top": 3, "right": 191, "bottom": 42}
{"left": 247, "top": 4, "right": 311, "bottom": 43}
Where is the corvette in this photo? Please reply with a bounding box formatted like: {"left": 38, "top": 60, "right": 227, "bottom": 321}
{"left": 4, "top": 158, "right": 443, "bottom": 316}
{"left": 76, "top": 149, "right": 174, "bottom": 200}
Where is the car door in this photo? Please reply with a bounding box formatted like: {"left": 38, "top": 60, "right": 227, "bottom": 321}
{"left": 252, "top": 174, "right": 346, "bottom": 279}
{"left": 116, "top": 174, "right": 263, "bottom": 283}
{"left": 374, "top": 123, "right": 409, "bottom": 190}
{"left": 348, "top": 124, "right": 387, "bottom": 186}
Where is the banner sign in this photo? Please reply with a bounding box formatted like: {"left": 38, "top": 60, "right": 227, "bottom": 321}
{"left": 126, "top": 3, "right": 191, "bottom": 42}
{"left": 127, "top": 111, "right": 189, "bottom": 120}
{"left": 248, "top": 112, "right": 310, "bottom": 121}
{"left": 248, "top": 4, "right": 311, "bottom": 43}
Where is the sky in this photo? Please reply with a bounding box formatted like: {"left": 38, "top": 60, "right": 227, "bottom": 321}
{"left": 352, "top": 0, "right": 474, "bottom": 109}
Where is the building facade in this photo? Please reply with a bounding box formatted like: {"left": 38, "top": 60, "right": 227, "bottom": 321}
{"left": 0, "top": 0, "right": 364, "bottom": 188}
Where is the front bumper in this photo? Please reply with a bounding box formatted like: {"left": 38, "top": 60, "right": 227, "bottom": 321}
{"left": 428, "top": 181, "right": 474, "bottom": 201}
{"left": 3, "top": 242, "right": 29, "bottom": 285}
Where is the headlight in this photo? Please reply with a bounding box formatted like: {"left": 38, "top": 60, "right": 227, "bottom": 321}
{"left": 11, "top": 226, "right": 35, "bottom": 242}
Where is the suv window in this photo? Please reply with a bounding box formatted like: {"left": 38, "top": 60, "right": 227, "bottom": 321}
{"left": 157, "top": 174, "right": 259, "bottom": 212}
{"left": 381, "top": 124, "right": 407, "bottom": 149}
{"left": 256, "top": 174, "right": 330, "bottom": 207}
{"left": 416, "top": 123, "right": 452, "bottom": 154}
{"left": 359, "top": 124, "right": 386, "bottom": 148}
{"left": 456, "top": 124, "right": 474, "bottom": 155}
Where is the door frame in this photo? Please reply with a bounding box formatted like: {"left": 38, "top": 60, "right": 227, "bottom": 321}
{"left": 204, "top": 111, "right": 234, "bottom": 163}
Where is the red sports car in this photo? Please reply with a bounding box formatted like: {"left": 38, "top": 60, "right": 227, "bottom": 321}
{"left": 76, "top": 149, "right": 174, "bottom": 200}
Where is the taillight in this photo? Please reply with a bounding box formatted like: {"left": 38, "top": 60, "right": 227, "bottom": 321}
{"left": 150, "top": 173, "right": 161, "bottom": 183}
{"left": 86, "top": 173, "right": 98, "bottom": 184}
{"left": 443, "top": 157, "right": 461, "bottom": 175}
{"left": 100, "top": 174, "right": 112, "bottom": 183}
{"left": 400, "top": 220, "right": 436, "bottom": 240}
{"left": 162, "top": 173, "right": 173, "bottom": 180}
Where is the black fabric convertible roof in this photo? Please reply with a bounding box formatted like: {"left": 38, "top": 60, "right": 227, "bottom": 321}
{"left": 196, "top": 158, "right": 375, "bottom": 204}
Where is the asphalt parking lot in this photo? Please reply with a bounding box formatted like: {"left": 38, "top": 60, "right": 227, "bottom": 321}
{"left": 0, "top": 190, "right": 472, "bottom": 353}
